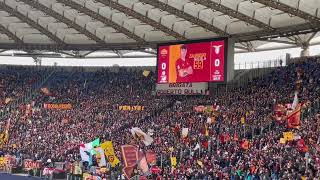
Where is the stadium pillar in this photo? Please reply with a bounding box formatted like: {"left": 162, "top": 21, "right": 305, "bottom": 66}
{"left": 300, "top": 43, "right": 310, "bottom": 57}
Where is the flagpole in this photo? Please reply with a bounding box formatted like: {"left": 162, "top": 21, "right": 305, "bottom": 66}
{"left": 252, "top": 126, "right": 254, "bottom": 139}
{"left": 305, "top": 153, "right": 309, "bottom": 172}
{"left": 243, "top": 125, "right": 246, "bottom": 138}
{"left": 160, "top": 154, "right": 163, "bottom": 169}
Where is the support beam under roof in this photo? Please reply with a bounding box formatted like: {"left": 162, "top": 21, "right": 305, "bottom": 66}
{"left": 190, "top": 0, "right": 274, "bottom": 31}
{"left": 0, "top": 24, "right": 23, "bottom": 44}
{"left": 138, "top": 0, "right": 229, "bottom": 36}
{"left": 0, "top": 1, "right": 65, "bottom": 44}
{"left": 95, "top": 0, "right": 187, "bottom": 41}
{"left": 0, "top": 22, "right": 317, "bottom": 51}
{"left": 55, "top": 0, "right": 146, "bottom": 43}
{"left": 253, "top": 0, "right": 320, "bottom": 25}
{"left": 20, "top": 0, "right": 106, "bottom": 44}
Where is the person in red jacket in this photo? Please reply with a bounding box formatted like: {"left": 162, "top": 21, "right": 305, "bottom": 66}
{"left": 176, "top": 45, "right": 193, "bottom": 82}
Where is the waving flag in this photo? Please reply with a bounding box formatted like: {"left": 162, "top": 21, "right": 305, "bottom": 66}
{"left": 130, "top": 127, "right": 153, "bottom": 146}
{"left": 287, "top": 105, "right": 301, "bottom": 129}
{"left": 95, "top": 147, "right": 107, "bottom": 167}
{"left": 143, "top": 70, "right": 151, "bottom": 77}
{"left": 181, "top": 128, "right": 189, "bottom": 138}
{"left": 291, "top": 91, "right": 299, "bottom": 110}
{"left": 138, "top": 152, "right": 149, "bottom": 176}
{"left": 296, "top": 139, "right": 309, "bottom": 152}
{"left": 79, "top": 144, "right": 90, "bottom": 162}
{"left": 40, "top": 87, "right": 51, "bottom": 95}
{"left": 80, "top": 138, "right": 100, "bottom": 165}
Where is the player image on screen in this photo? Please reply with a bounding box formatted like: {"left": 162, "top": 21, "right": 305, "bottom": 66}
{"left": 176, "top": 45, "right": 193, "bottom": 82}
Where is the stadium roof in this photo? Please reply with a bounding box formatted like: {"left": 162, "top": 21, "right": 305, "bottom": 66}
{"left": 0, "top": 0, "right": 319, "bottom": 58}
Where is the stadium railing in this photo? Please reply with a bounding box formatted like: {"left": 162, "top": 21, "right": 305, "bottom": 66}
{"left": 234, "top": 59, "right": 284, "bottom": 70}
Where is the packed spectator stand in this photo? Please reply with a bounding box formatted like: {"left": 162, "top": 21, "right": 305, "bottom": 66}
{"left": 0, "top": 57, "right": 319, "bottom": 179}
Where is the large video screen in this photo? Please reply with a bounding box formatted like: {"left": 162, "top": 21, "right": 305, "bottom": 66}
{"left": 157, "top": 39, "right": 227, "bottom": 83}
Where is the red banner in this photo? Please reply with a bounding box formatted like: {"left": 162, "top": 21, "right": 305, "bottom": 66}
{"left": 5, "top": 155, "right": 17, "bottom": 167}
{"left": 296, "top": 139, "right": 309, "bottom": 152}
{"left": 121, "top": 145, "right": 139, "bottom": 179}
{"left": 157, "top": 39, "right": 226, "bottom": 83}
{"left": 146, "top": 151, "right": 157, "bottom": 165}
{"left": 121, "top": 145, "right": 138, "bottom": 167}
{"left": 24, "top": 159, "right": 42, "bottom": 170}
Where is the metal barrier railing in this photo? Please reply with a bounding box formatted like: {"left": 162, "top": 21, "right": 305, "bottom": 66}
{"left": 234, "top": 59, "right": 284, "bottom": 70}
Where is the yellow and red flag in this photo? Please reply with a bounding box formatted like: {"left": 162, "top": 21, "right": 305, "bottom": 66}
{"left": 287, "top": 105, "right": 301, "bottom": 129}
{"left": 100, "top": 141, "right": 120, "bottom": 167}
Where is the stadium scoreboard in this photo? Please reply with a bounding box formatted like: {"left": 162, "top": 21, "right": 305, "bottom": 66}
{"left": 157, "top": 38, "right": 234, "bottom": 84}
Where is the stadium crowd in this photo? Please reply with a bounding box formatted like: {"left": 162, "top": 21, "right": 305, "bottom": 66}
{"left": 0, "top": 57, "right": 319, "bottom": 179}
{"left": 0, "top": 66, "right": 48, "bottom": 113}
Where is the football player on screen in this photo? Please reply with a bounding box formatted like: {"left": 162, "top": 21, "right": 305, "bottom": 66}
{"left": 176, "top": 45, "right": 193, "bottom": 82}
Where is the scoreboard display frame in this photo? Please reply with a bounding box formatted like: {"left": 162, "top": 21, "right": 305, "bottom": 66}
{"left": 156, "top": 37, "right": 230, "bottom": 84}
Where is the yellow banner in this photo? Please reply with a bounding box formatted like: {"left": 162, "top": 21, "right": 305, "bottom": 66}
{"left": 0, "top": 157, "right": 6, "bottom": 167}
{"left": 100, "top": 141, "right": 120, "bottom": 167}
{"left": 73, "top": 165, "right": 82, "bottom": 175}
{"left": 280, "top": 138, "right": 286, "bottom": 144}
{"left": 83, "top": 173, "right": 91, "bottom": 180}
{"left": 240, "top": 117, "right": 245, "bottom": 124}
{"left": 205, "top": 125, "right": 209, "bottom": 137}
{"left": 0, "top": 132, "right": 9, "bottom": 146}
{"left": 118, "top": 105, "right": 144, "bottom": 111}
{"left": 170, "top": 157, "right": 177, "bottom": 167}
{"left": 283, "top": 132, "right": 294, "bottom": 141}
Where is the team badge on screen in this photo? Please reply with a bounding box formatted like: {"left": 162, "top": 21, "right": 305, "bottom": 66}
{"left": 213, "top": 45, "right": 222, "bottom": 54}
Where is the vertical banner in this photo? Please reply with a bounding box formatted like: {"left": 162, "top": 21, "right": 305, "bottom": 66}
{"left": 100, "top": 141, "right": 120, "bottom": 167}
{"left": 121, "top": 145, "right": 139, "bottom": 179}
{"left": 170, "top": 157, "right": 177, "bottom": 167}
{"left": 121, "top": 145, "right": 139, "bottom": 167}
